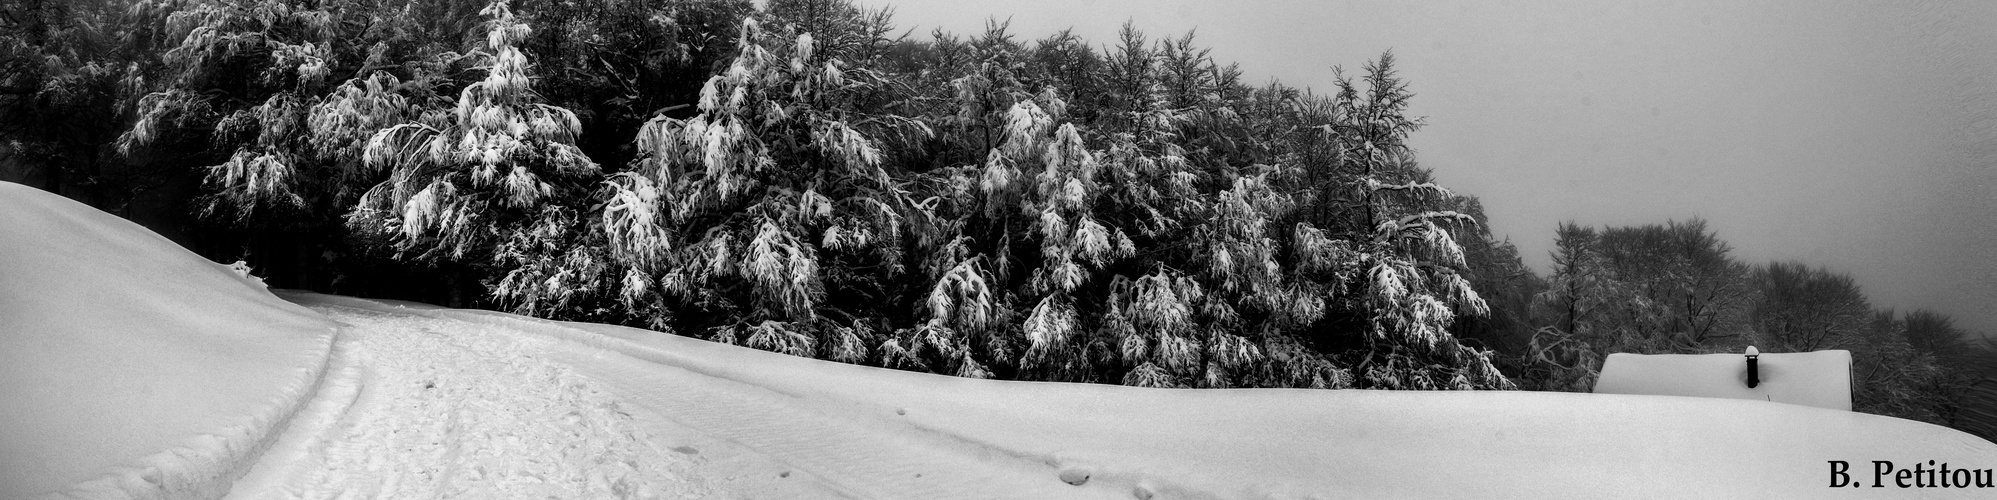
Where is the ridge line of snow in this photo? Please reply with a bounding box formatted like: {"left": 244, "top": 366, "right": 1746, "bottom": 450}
{"left": 3, "top": 181, "right": 347, "bottom": 499}
{"left": 46, "top": 324, "right": 341, "bottom": 500}
{"left": 221, "top": 325, "right": 369, "bottom": 499}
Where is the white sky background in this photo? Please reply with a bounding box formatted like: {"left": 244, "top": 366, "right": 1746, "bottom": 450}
{"left": 866, "top": 0, "right": 1997, "bottom": 335}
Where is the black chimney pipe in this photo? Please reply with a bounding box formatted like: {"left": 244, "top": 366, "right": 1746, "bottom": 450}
{"left": 1745, "top": 346, "right": 1760, "bottom": 389}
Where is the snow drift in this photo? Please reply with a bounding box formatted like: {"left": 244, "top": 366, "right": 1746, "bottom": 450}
{"left": 0, "top": 182, "right": 339, "bottom": 499}
{"left": 8, "top": 179, "right": 1997, "bottom": 499}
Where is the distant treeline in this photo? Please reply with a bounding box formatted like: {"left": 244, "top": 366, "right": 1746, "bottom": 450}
{"left": 1495, "top": 219, "right": 1997, "bottom": 431}
{"left": 3, "top": 0, "right": 1989, "bottom": 432}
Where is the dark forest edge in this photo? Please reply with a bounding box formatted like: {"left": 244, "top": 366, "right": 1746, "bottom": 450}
{"left": 4, "top": 0, "right": 1992, "bottom": 433}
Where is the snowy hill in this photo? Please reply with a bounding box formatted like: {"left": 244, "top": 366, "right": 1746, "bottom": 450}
{"left": 6, "top": 179, "right": 1997, "bottom": 498}
{"left": 0, "top": 182, "right": 338, "bottom": 499}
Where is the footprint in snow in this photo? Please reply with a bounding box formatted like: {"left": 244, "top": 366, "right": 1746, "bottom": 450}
{"left": 1059, "top": 466, "right": 1092, "bottom": 486}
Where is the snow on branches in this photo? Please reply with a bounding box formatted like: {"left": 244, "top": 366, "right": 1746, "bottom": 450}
{"left": 345, "top": 0, "right": 600, "bottom": 263}
{"left": 602, "top": 173, "right": 671, "bottom": 272}
{"left": 612, "top": 10, "right": 929, "bottom": 360}
{"left": 156, "top": 0, "right": 1519, "bottom": 392}
{"left": 1319, "top": 53, "right": 1510, "bottom": 390}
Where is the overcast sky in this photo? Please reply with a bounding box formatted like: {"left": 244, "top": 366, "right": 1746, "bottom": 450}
{"left": 868, "top": 0, "right": 1997, "bottom": 335}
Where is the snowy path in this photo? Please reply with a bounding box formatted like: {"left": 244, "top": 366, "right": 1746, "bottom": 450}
{"left": 226, "top": 306, "right": 710, "bottom": 499}
{"left": 230, "top": 295, "right": 1101, "bottom": 499}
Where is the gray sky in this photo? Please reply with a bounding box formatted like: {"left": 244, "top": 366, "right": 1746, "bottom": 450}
{"left": 869, "top": 0, "right": 1997, "bottom": 336}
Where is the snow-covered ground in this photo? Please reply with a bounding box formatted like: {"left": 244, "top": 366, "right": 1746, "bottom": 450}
{"left": 8, "top": 179, "right": 1997, "bottom": 499}
{"left": 1, "top": 183, "right": 338, "bottom": 499}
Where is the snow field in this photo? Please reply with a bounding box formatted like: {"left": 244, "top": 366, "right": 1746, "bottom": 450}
{"left": 393, "top": 302, "right": 1997, "bottom": 499}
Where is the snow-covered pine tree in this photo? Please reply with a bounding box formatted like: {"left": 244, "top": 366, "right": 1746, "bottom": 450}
{"left": 606, "top": 6, "right": 931, "bottom": 361}
{"left": 1316, "top": 53, "right": 1512, "bottom": 390}
{"left": 120, "top": 0, "right": 347, "bottom": 217}
{"left": 301, "top": 0, "right": 609, "bottom": 318}
{"left": 965, "top": 96, "right": 1141, "bottom": 382}
{"left": 908, "top": 27, "right": 1363, "bottom": 389}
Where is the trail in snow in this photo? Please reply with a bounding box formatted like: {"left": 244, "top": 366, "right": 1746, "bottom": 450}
{"left": 227, "top": 306, "right": 707, "bottom": 499}
{"left": 240, "top": 295, "right": 1102, "bottom": 500}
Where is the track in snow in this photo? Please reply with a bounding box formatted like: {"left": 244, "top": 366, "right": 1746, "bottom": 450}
{"left": 227, "top": 306, "right": 709, "bottom": 499}
{"left": 231, "top": 295, "right": 1115, "bottom": 500}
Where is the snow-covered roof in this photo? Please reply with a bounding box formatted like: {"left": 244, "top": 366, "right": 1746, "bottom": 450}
{"left": 1595, "top": 350, "right": 1854, "bottom": 411}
